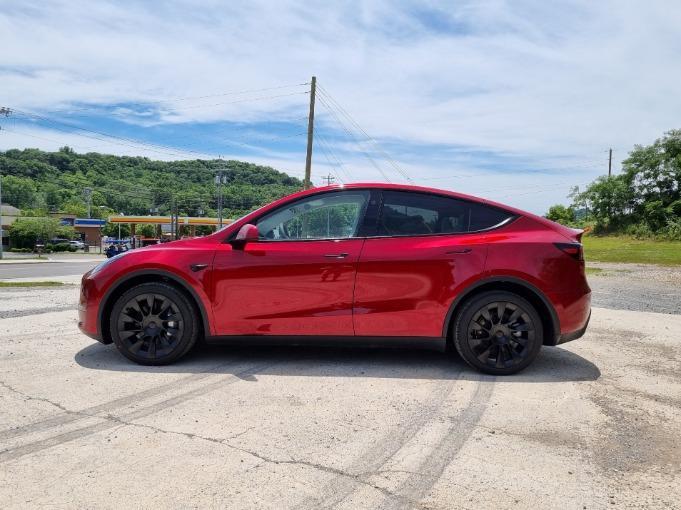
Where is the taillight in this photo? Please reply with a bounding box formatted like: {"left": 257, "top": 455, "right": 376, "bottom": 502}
{"left": 555, "top": 242, "right": 584, "bottom": 261}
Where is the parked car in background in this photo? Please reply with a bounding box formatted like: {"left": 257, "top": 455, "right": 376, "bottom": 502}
{"left": 70, "top": 240, "right": 86, "bottom": 250}
{"left": 78, "top": 183, "right": 591, "bottom": 375}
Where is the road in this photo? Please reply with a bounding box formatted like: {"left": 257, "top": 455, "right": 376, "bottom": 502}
{"left": 0, "top": 284, "right": 679, "bottom": 509}
{"left": 0, "top": 261, "right": 98, "bottom": 280}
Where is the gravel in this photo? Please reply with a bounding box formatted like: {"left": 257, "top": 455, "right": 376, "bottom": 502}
{"left": 588, "top": 262, "right": 681, "bottom": 315}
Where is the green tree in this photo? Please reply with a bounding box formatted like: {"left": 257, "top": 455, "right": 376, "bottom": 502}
{"left": 9, "top": 217, "right": 75, "bottom": 249}
{"left": 1, "top": 175, "right": 36, "bottom": 209}
{"left": 576, "top": 174, "right": 634, "bottom": 228}
{"left": 102, "top": 222, "right": 131, "bottom": 239}
{"left": 137, "top": 224, "right": 157, "bottom": 237}
{"left": 546, "top": 204, "right": 576, "bottom": 225}
{"left": 0, "top": 148, "right": 303, "bottom": 221}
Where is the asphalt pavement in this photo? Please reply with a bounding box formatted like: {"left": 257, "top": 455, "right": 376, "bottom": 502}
{"left": 0, "top": 261, "right": 99, "bottom": 280}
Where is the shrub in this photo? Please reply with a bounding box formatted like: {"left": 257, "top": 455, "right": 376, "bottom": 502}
{"left": 663, "top": 217, "right": 681, "bottom": 241}
{"left": 9, "top": 217, "right": 76, "bottom": 249}
{"left": 623, "top": 222, "right": 654, "bottom": 239}
{"left": 51, "top": 243, "right": 72, "bottom": 252}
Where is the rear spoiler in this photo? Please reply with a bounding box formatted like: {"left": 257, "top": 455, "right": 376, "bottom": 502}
{"left": 571, "top": 228, "right": 585, "bottom": 243}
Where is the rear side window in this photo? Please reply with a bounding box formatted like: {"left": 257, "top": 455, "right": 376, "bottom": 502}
{"left": 377, "top": 191, "right": 512, "bottom": 237}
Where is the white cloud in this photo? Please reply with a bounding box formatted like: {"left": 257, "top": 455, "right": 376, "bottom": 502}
{"left": 1, "top": 0, "right": 680, "bottom": 213}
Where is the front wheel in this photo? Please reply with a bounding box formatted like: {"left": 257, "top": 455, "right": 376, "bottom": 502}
{"left": 109, "top": 282, "right": 198, "bottom": 365}
{"left": 453, "top": 291, "right": 543, "bottom": 375}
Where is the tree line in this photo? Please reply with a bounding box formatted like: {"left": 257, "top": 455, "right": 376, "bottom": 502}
{"left": 1, "top": 147, "right": 303, "bottom": 244}
{"left": 546, "top": 130, "right": 681, "bottom": 240}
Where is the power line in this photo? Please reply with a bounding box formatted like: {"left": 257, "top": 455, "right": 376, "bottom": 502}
{"left": 316, "top": 94, "right": 392, "bottom": 182}
{"left": 158, "top": 91, "right": 309, "bottom": 112}
{"left": 9, "top": 96, "right": 310, "bottom": 161}
{"left": 11, "top": 109, "right": 210, "bottom": 159}
{"left": 314, "top": 136, "right": 345, "bottom": 184}
{"left": 37, "top": 83, "right": 311, "bottom": 114}
{"left": 317, "top": 85, "right": 413, "bottom": 183}
{"left": 316, "top": 131, "right": 352, "bottom": 182}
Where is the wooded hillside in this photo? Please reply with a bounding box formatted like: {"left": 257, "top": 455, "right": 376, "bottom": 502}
{"left": 0, "top": 147, "right": 303, "bottom": 220}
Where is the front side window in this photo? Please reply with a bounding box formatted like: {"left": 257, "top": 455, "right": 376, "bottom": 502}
{"left": 378, "top": 191, "right": 512, "bottom": 236}
{"left": 257, "top": 191, "right": 370, "bottom": 240}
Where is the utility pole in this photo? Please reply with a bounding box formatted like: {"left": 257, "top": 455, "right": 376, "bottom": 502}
{"left": 322, "top": 173, "right": 335, "bottom": 186}
{"left": 0, "top": 171, "right": 3, "bottom": 260}
{"left": 174, "top": 204, "right": 180, "bottom": 240}
{"left": 304, "top": 76, "right": 316, "bottom": 190}
{"left": 608, "top": 148, "right": 613, "bottom": 177}
{"left": 83, "top": 187, "right": 93, "bottom": 218}
{"left": 215, "top": 170, "right": 225, "bottom": 229}
{"left": 0, "top": 109, "right": 11, "bottom": 260}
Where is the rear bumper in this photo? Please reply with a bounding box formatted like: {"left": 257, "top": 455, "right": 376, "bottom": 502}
{"left": 556, "top": 308, "right": 591, "bottom": 345}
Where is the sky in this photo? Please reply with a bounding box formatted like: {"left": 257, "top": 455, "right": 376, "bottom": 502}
{"left": 1, "top": 0, "right": 681, "bottom": 214}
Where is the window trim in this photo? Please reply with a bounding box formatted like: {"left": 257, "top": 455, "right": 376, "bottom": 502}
{"left": 372, "top": 189, "right": 517, "bottom": 239}
{"left": 234, "top": 189, "right": 372, "bottom": 243}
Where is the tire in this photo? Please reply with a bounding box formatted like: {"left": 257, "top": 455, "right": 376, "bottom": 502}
{"left": 109, "top": 282, "right": 199, "bottom": 365}
{"left": 453, "top": 291, "right": 543, "bottom": 375}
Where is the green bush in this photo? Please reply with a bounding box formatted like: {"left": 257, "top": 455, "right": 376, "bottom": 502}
{"left": 51, "top": 243, "right": 72, "bottom": 252}
{"left": 9, "top": 217, "right": 75, "bottom": 249}
{"left": 663, "top": 218, "right": 681, "bottom": 241}
{"left": 623, "top": 222, "right": 654, "bottom": 239}
{"left": 667, "top": 200, "right": 681, "bottom": 218}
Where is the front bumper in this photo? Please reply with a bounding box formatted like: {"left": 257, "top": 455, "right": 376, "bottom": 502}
{"left": 78, "top": 274, "right": 107, "bottom": 343}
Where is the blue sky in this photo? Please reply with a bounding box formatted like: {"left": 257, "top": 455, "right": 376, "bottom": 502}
{"left": 1, "top": 0, "right": 681, "bottom": 213}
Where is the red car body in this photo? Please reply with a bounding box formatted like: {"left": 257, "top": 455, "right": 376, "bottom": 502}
{"left": 79, "top": 183, "right": 591, "bottom": 371}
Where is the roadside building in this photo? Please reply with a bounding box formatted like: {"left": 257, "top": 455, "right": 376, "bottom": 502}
{"left": 0, "top": 203, "right": 20, "bottom": 250}
{"left": 53, "top": 214, "right": 106, "bottom": 248}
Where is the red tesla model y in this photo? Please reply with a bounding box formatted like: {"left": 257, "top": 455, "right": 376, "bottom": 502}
{"left": 79, "top": 184, "right": 591, "bottom": 375}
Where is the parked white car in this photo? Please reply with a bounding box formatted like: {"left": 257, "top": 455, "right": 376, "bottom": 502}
{"left": 69, "top": 240, "right": 86, "bottom": 250}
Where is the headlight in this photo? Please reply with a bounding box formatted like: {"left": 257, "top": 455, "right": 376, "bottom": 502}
{"left": 88, "top": 250, "right": 131, "bottom": 277}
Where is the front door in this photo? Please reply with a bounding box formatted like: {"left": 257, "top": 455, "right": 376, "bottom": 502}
{"left": 211, "top": 190, "right": 370, "bottom": 336}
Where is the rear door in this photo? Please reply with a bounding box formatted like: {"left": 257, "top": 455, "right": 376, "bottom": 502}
{"left": 211, "top": 190, "right": 370, "bottom": 336}
{"left": 353, "top": 190, "right": 510, "bottom": 337}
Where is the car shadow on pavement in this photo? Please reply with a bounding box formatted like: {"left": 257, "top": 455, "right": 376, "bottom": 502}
{"left": 74, "top": 341, "right": 600, "bottom": 383}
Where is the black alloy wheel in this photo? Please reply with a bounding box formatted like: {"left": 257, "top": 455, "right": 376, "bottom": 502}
{"left": 110, "top": 282, "right": 198, "bottom": 365}
{"left": 453, "top": 291, "right": 543, "bottom": 375}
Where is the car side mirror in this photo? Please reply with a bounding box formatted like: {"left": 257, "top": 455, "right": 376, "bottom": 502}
{"left": 232, "top": 224, "right": 259, "bottom": 248}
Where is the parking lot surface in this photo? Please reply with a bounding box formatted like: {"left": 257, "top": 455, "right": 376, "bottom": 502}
{"left": 1, "top": 283, "right": 680, "bottom": 509}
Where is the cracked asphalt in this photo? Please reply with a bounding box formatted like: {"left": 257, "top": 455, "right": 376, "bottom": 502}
{"left": 1, "top": 281, "right": 680, "bottom": 509}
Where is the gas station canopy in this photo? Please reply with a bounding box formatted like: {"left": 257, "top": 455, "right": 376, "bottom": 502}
{"left": 108, "top": 215, "right": 232, "bottom": 226}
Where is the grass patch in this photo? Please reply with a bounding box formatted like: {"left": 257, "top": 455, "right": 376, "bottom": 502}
{"left": 0, "top": 281, "right": 65, "bottom": 288}
{"left": 583, "top": 236, "right": 681, "bottom": 265}
{"left": 585, "top": 267, "right": 604, "bottom": 275}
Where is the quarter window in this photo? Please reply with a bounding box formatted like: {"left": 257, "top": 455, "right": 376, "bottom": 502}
{"left": 378, "top": 191, "right": 512, "bottom": 236}
{"left": 257, "top": 191, "right": 370, "bottom": 240}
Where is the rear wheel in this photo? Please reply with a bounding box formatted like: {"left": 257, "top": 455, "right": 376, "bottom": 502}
{"left": 109, "top": 282, "right": 198, "bottom": 365}
{"left": 453, "top": 291, "right": 543, "bottom": 375}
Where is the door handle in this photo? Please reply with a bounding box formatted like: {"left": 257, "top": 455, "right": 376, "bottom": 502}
{"left": 324, "top": 253, "right": 349, "bottom": 258}
{"left": 445, "top": 248, "right": 472, "bottom": 254}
